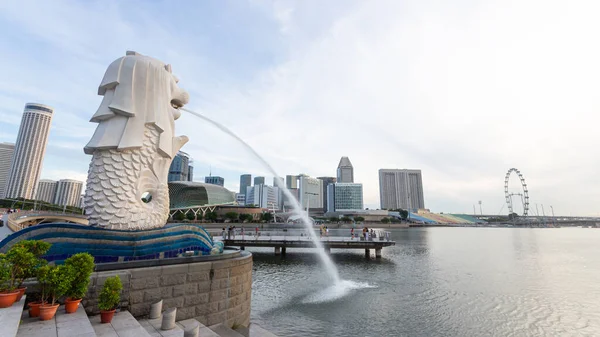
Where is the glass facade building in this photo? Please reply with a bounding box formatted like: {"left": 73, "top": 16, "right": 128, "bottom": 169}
{"left": 327, "top": 183, "right": 363, "bottom": 212}
{"left": 336, "top": 156, "right": 354, "bottom": 183}
{"left": 239, "top": 174, "right": 251, "bottom": 194}
{"left": 168, "top": 151, "right": 193, "bottom": 182}
{"left": 205, "top": 176, "right": 224, "bottom": 187}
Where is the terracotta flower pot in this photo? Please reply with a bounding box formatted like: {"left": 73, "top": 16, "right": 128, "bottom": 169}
{"left": 16, "top": 287, "right": 26, "bottom": 302}
{"left": 39, "top": 303, "right": 59, "bottom": 321}
{"left": 64, "top": 298, "right": 82, "bottom": 314}
{"left": 0, "top": 290, "right": 19, "bottom": 308}
{"left": 100, "top": 309, "right": 116, "bottom": 323}
{"left": 28, "top": 301, "right": 45, "bottom": 317}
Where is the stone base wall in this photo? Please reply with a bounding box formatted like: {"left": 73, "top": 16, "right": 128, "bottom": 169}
{"left": 82, "top": 253, "right": 252, "bottom": 327}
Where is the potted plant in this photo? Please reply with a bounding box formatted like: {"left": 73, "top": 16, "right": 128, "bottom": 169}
{"left": 10, "top": 241, "right": 50, "bottom": 302}
{"left": 0, "top": 254, "right": 18, "bottom": 308}
{"left": 38, "top": 265, "right": 74, "bottom": 320}
{"left": 63, "top": 253, "right": 95, "bottom": 313}
{"left": 98, "top": 276, "right": 122, "bottom": 323}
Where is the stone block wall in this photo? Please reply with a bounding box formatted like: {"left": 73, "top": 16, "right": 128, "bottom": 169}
{"left": 82, "top": 254, "right": 252, "bottom": 327}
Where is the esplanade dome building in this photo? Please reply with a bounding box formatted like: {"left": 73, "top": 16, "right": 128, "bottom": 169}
{"left": 168, "top": 181, "right": 235, "bottom": 209}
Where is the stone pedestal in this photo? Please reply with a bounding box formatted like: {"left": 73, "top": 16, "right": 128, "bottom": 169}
{"left": 274, "top": 247, "right": 281, "bottom": 255}
{"left": 161, "top": 308, "right": 177, "bottom": 330}
{"left": 183, "top": 323, "right": 199, "bottom": 337}
{"left": 149, "top": 300, "right": 162, "bottom": 319}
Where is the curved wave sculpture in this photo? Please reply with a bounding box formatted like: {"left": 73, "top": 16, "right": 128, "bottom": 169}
{"left": 0, "top": 223, "right": 221, "bottom": 263}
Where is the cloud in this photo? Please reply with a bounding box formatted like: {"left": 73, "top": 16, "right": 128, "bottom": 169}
{"left": 1, "top": 0, "right": 599, "bottom": 215}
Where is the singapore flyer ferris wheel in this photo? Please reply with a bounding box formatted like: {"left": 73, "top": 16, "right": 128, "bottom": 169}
{"left": 504, "top": 168, "right": 529, "bottom": 216}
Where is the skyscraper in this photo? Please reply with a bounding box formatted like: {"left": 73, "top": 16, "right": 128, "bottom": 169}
{"left": 0, "top": 142, "right": 15, "bottom": 197}
{"left": 205, "top": 176, "right": 224, "bottom": 186}
{"left": 36, "top": 179, "right": 58, "bottom": 203}
{"left": 168, "top": 151, "right": 192, "bottom": 182}
{"left": 337, "top": 157, "right": 354, "bottom": 183}
{"left": 285, "top": 175, "right": 298, "bottom": 189}
{"left": 378, "top": 169, "right": 425, "bottom": 211}
{"left": 54, "top": 179, "right": 83, "bottom": 207}
{"left": 299, "top": 175, "right": 323, "bottom": 209}
{"left": 254, "top": 176, "right": 265, "bottom": 186}
{"left": 317, "top": 177, "right": 336, "bottom": 213}
{"left": 4, "top": 103, "right": 53, "bottom": 199}
{"left": 246, "top": 184, "right": 280, "bottom": 209}
{"left": 239, "top": 174, "right": 251, "bottom": 194}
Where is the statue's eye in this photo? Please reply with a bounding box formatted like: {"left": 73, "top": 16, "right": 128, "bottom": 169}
{"left": 141, "top": 192, "right": 153, "bottom": 203}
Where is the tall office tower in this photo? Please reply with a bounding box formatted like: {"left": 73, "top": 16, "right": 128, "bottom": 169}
{"left": 54, "top": 179, "right": 83, "bottom": 207}
{"left": 36, "top": 179, "right": 58, "bottom": 203}
{"left": 378, "top": 169, "right": 425, "bottom": 211}
{"left": 336, "top": 156, "right": 354, "bottom": 183}
{"left": 327, "top": 183, "right": 363, "bottom": 212}
{"left": 254, "top": 176, "right": 265, "bottom": 186}
{"left": 239, "top": 174, "right": 251, "bottom": 194}
{"left": 299, "top": 175, "right": 323, "bottom": 209}
{"left": 273, "top": 177, "right": 284, "bottom": 187}
{"left": 317, "top": 177, "right": 336, "bottom": 213}
{"left": 188, "top": 161, "right": 194, "bottom": 182}
{"left": 285, "top": 175, "right": 298, "bottom": 189}
{"left": 246, "top": 184, "right": 280, "bottom": 209}
{"left": 205, "top": 176, "right": 224, "bottom": 186}
{"left": 168, "top": 151, "right": 191, "bottom": 182}
{"left": 4, "top": 103, "right": 54, "bottom": 199}
{"left": 0, "top": 142, "right": 15, "bottom": 197}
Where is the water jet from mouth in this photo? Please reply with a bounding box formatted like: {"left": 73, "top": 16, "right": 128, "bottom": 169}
{"left": 181, "top": 107, "right": 340, "bottom": 284}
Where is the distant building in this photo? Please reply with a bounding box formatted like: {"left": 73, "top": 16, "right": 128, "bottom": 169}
{"left": 254, "top": 176, "right": 265, "bottom": 186}
{"left": 327, "top": 183, "right": 363, "bottom": 212}
{"left": 246, "top": 185, "right": 280, "bottom": 209}
{"left": 235, "top": 193, "right": 246, "bottom": 206}
{"left": 0, "top": 143, "right": 15, "bottom": 197}
{"left": 168, "top": 151, "right": 192, "bottom": 182}
{"left": 205, "top": 176, "right": 224, "bottom": 187}
{"left": 378, "top": 169, "right": 425, "bottom": 211}
{"left": 54, "top": 179, "right": 83, "bottom": 207}
{"left": 273, "top": 177, "right": 284, "bottom": 187}
{"left": 79, "top": 194, "right": 84, "bottom": 208}
{"left": 239, "top": 174, "right": 251, "bottom": 194}
{"left": 4, "top": 103, "right": 53, "bottom": 199}
{"left": 317, "top": 177, "right": 336, "bottom": 214}
{"left": 299, "top": 176, "right": 323, "bottom": 209}
{"left": 285, "top": 175, "right": 298, "bottom": 189}
{"left": 187, "top": 163, "right": 194, "bottom": 182}
{"left": 336, "top": 156, "right": 354, "bottom": 183}
{"left": 36, "top": 179, "right": 58, "bottom": 203}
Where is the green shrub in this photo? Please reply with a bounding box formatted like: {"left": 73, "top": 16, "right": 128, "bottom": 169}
{"left": 98, "top": 276, "right": 122, "bottom": 311}
{"left": 5, "top": 245, "right": 37, "bottom": 289}
{"left": 38, "top": 265, "right": 74, "bottom": 305}
{"left": 64, "top": 253, "right": 95, "bottom": 300}
{"left": 0, "top": 254, "right": 14, "bottom": 292}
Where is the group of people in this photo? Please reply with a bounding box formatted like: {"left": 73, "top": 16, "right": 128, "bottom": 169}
{"left": 319, "top": 225, "right": 330, "bottom": 237}
{"left": 221, "top": 225, "right": 262, "bottom": 240}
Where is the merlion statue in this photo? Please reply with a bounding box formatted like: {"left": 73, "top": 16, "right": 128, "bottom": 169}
{"left": 83, "top": 51, "right": 189, "bottom": 230}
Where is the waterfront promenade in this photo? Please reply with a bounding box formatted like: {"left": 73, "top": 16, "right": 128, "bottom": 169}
{"left": 219, "top": 233, "right": 395, "bottom": 258}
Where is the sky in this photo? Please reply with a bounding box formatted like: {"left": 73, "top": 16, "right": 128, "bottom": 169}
{"left": 0, "top": 0, "right": 599, "bottom": 216}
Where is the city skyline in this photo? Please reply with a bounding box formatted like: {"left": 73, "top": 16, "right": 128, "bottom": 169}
{"left": 1, "top": 1, "right": 599, "bottom": 215}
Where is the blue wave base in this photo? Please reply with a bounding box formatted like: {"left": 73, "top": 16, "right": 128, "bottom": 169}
{"left": 0, "top": 223, "right": 218, "bottom": 264}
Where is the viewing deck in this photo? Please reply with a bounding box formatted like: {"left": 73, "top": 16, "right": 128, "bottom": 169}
{"left": 220, "top": 234, "right": 395, "bottom": 258}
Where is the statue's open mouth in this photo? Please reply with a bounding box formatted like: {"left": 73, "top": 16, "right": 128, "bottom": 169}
{"left": 171, "top": 99, "right": 184, "bottom": 109}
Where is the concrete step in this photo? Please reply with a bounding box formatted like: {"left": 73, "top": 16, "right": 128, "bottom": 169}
{"left": 138, "top": 316, "right": 184, "bottom": 337}
{"left": 0, "top": 295, "right": 27, "bottom": 337}
{"left": 209, "top": 323, "right": 246, "bottom": 337}
{"left": 17, "top": 302, "right": 96, "bottom": 337}
{"left": 90, "top": 310, "right": 150, "bottom": 337}
{"left": 177, "top": 318, "right": 219, "bottom": 337}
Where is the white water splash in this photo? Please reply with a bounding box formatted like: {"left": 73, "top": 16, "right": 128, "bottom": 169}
{"left": 302, "top": 280, "right": 377, "bottom": 304}
{"left": 182, "top": 107, "right": 341, "bottom": 284}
